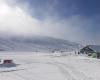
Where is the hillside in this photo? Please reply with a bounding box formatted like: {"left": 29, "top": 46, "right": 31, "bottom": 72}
{"left": 0, "top": 35, "right": 81, "bottom": 52}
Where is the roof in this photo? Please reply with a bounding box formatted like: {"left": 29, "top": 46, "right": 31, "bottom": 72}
{"left": 88, "top": 45, "right": 100, "bottom": 52}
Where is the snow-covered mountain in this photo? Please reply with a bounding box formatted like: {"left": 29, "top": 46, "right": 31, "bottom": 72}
{"left": 0, "top": 35, "right": 81, "bottom": 52}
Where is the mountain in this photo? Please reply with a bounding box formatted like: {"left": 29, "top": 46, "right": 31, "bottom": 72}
{"left": 0, "top": 35, "right": 81, "bottom": 52}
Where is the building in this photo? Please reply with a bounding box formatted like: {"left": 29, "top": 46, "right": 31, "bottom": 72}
{"left": 80, "top": 45, "right": 100, "bottom": 58}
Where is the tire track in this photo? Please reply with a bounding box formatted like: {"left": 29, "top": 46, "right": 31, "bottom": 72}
{"left": 53, "top": 61, "right": 93, "bottom": 80}
{"left": 46, "top": 62, "right": 76, "bottom": 80}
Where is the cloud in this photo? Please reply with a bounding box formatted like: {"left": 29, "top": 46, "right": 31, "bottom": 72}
{"left": 0, "top": 0, "right": 99, "bottom": 45}
{"left": 0, "top": 1, "right": 41, "bottom": 35}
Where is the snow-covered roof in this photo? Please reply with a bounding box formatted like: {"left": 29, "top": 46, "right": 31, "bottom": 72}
{"left": 88, "top": 45, "right": 100, "bottom": 52}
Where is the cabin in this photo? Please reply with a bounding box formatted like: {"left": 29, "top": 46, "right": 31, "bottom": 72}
{"left": 80, "top": 45, "right": 100, "bottom": 58}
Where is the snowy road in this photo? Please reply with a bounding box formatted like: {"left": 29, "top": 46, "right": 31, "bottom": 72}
{"left": 0, "top": 53, "right": 100, "bottom": 80}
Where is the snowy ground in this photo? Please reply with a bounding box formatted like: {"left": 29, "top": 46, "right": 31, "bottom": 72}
{"left": 0, "top": 52, "right": 100, "bottom": 80}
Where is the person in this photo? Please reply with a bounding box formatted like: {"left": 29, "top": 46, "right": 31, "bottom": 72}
{"left": 75, "top": 51, "right": 77, "bottom": 55}
{"left": 78, "top": 52, "right": 80, "bottom": 54}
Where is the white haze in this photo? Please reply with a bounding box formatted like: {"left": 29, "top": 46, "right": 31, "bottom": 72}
{"left": 0, "top": 0, "right": 98, "bottom": 45}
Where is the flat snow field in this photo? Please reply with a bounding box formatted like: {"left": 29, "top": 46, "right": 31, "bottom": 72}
{"left": 0, "top": 52, "right": 100, "bottom": 80}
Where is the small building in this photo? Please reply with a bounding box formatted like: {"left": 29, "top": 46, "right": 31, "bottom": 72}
{"left": 80, "top": 45, "right": 100, "bottom": 58}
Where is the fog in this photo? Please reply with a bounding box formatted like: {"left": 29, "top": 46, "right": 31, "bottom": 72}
{"left": 0, "top": 0, "right": 99, "bottom": 45}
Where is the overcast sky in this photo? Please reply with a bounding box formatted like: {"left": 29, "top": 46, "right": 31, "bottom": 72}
{"left": 0, "top": 0, "right": 100, "bottom": 45}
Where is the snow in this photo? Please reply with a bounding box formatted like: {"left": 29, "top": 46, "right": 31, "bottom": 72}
{"left": 0, "top": 52, "right": 100, "bottom": 80}
{"left": 0, "top": 36, "right": 80, "bottom": 52}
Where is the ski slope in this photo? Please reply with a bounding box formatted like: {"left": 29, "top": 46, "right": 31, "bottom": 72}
{"left": 0, "top": 52, "right": 100, "bottom": 80}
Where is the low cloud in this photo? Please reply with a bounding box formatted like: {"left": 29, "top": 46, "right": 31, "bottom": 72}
{"left": 0, "top": 0, "right": 99, "bottom": 45}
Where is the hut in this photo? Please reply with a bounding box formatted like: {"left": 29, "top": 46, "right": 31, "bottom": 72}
{"left": 80, "top": 45, "right": 100, "bottom": 58}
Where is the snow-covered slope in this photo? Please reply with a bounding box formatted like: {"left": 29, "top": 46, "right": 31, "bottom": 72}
{"left": 0, "top": 35, "right": 80, "bottom": 52}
